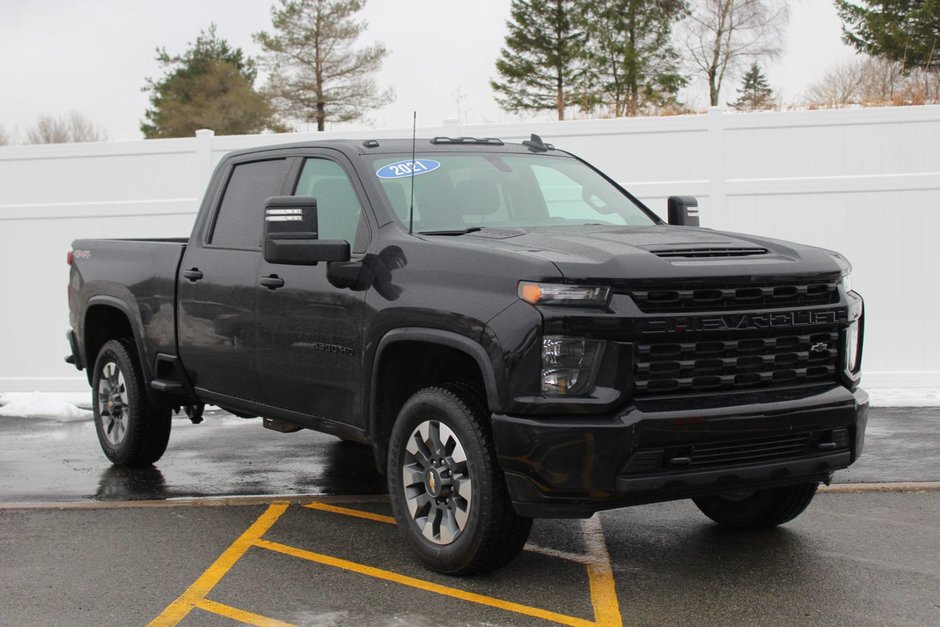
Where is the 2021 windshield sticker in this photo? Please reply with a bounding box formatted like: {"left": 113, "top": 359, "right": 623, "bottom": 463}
{"left": 376, "top": 159, "right": 440, "bottom": 179}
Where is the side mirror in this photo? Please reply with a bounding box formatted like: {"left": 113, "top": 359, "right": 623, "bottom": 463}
{"left": 667, "top": 196, "right": 700, "bottom": 227}
{"left": 263, "top": 196, "right": 351, "bottom": 265}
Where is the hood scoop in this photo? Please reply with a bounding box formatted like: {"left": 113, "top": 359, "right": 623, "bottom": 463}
{"left": 650, "top": 246, "right": 768, "bottom": 259}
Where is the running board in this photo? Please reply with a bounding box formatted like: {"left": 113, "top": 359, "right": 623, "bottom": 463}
{"left": 151, "top": 379, "right": 185, "bottom": 394}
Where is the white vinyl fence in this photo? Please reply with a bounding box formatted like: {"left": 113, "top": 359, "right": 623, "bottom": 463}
{"left": 1, "top": 105, "right": 938, "bottom": 392}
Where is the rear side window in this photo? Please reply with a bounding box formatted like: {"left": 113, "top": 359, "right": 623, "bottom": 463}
{"left": 211, "top": 159, "right": 288, "bottom": 249}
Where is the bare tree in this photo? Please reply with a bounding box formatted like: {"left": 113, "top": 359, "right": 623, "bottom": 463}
{"left": 24, "top": 111, "right": 107, "bottom": 144}
{"left": 803, "top": 56, "right": 940, "bottom": 109}
{"left": 0, "top": 125, "right": 12, "bottom": 146}
{"left": 683, "top": 0, "right": 789, "bottom": 106}
{"left": 802, "top": 59, "right": 868, "bottom": 108}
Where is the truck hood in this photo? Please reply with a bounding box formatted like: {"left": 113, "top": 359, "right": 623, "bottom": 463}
{"left": 454, "top": 225, "right": 843, "bottom": 281}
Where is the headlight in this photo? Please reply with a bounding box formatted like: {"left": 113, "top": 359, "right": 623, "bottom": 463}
{"left": 542, "top": 336, "right": 605, "bottom": 395}
{"left": 844, "top": 292, "right": 864, "bottom": 375}
{"left": 519, "top": 282, "right": 610, "bottom": 307}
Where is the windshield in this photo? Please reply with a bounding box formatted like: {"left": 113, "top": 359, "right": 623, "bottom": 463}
{"left": 370, "top": 153, "right": 657, "bottom": 232}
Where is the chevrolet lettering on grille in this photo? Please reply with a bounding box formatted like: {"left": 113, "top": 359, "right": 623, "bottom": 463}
{"left": 641, "top": 309, "right": 847, "bottom": 334}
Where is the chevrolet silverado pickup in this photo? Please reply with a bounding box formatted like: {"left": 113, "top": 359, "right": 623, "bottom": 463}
{"left": 67, "top": 135, "right": 867, "bottom": 574}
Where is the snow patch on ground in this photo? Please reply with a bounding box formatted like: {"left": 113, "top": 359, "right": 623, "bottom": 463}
{"left": 865, "top": 388, "right": 940, "bottom": 408}
{"left": 0, "top": 392, "right": 92, "bottom": 421}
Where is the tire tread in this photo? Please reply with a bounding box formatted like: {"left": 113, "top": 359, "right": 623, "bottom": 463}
{"left": 387, "top": 383, "right": 532, "bottom": 575}
{"left": 694, "top": 482, "right": 819, "bottom": 528}
{"left": 93, "top": 338, "right": 171, "bottom": 466}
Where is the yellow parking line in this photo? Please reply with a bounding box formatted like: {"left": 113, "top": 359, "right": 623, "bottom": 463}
{"left": 256, "top": 538, "right": 597, "bottom": 627}
{"left": 304, "top": 501, "right": 396, "bottom": 524}
{"left": 581, "top": 517, "right": 623, "bottom": 626}
{"left": 151, "top": 501, "right": 623, "bottom": 627}
{"left": 148, "top": 503, "right": 290, "bottom": 627}
{"left": 308, "top": 502, "right": 623, "bottom": 625}
{"left": 192, "top": 598, "right": 297, "bottom": 627}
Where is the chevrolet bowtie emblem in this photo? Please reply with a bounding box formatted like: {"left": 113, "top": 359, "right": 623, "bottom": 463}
{"left": 810, "top": 342, "right": 829, "bottom": 353}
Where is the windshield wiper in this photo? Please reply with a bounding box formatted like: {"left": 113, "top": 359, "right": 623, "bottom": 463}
{"left": 417, "top": 227, "right": 483, "bottom": 236}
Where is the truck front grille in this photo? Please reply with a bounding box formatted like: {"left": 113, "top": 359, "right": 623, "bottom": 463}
{"left": 623, "top": 278, "right": 840, "bottom": 313}
{"left": 634, "top": 328, "right": 840, "bottom": 396}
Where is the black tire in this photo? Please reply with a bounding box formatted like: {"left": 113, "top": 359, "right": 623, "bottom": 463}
{"left": 91, "top": 338, "right": 171, "bottom": 466}
{"left": 387, "top": 384, "right": 532, "bottom": 575}
{"left": 693, "top": 483, "right": 819, "bottom": 528}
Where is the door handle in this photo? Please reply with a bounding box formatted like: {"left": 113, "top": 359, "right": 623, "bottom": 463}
{"left": 260, "top": 275, "right": 285, "bottom": 290}
{"left": 182, "top": 268, "right": 203, "bottom": 282}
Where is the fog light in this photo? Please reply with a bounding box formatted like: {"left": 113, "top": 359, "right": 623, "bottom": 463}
{"left": 542, "top": 336, "right": 604, "bottom": 396}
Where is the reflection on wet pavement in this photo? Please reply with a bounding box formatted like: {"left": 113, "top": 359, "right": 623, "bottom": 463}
{"left": 0, "top": 413, "right": 386, "bottom": 503}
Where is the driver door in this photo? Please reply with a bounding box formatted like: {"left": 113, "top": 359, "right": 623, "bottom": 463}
{"left": 254, "top": 154, "right": 371, "bottom": 427}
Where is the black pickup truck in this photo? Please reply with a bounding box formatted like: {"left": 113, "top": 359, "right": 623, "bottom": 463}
{"left": 67, "top": 135, "right": 867, "bottom": 575}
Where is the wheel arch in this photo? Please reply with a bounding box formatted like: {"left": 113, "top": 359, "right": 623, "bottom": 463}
{"left": 82, "top": 297, "right": 151, "bottom": 387}
{"left": 368, "top": 328, "right": 501, "bottom": 471}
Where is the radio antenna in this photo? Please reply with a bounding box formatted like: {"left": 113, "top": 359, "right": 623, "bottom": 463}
{"left": 408, "top": 111, "right": 416, "bottom": 235}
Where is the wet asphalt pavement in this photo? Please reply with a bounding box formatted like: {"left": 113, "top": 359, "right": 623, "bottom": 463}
{"left": 0, "top": 406, "right": 937, "bottom": 504}
{"left": 0, "top": 404, "right": 938, "bottom": 626}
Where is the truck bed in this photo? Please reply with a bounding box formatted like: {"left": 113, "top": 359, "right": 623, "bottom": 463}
{"left": 69, "top": 238, "right": 188, "bottom": 376}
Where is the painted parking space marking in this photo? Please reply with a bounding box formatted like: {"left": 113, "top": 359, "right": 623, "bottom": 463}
{"left": 303, "top": 500, "right": 397, "bottom": 524}
{"left": 256, "top": 538, "right": 599, "bottom": 627}
{"left": 191, "top": 598, "right": 295, "bottom": 627}
{"left": 149, "top": 503, "right": 289, "bottom": 626}
{"left": 150, "top": 500, "right": 624, "bottom": 626}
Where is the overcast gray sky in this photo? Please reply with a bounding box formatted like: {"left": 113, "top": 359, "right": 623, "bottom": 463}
{"left": 1, "top": 0, "right": 858, "bottom": 142}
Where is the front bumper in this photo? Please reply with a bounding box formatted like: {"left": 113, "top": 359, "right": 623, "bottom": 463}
{"left": 492, "top": 385, "right": 868, "bottom": 518}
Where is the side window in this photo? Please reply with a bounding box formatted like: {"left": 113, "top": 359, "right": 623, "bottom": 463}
{"left": 294, "top": 158, "right": 368, "bottom": 251}
{"left": 211, "top": 159, "right": 288, "bottom": 249}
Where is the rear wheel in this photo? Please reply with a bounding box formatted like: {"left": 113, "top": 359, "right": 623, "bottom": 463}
{"left": 693, "top": 483, "right": 819, "bottom": 528}
{"left": 92, "top": 339, "right": 171, "bottom": 466}
{"left": 387, "top": 384, "right": 532, "bottom": 575}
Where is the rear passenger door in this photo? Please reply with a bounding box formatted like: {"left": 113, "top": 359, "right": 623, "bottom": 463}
{"left": 255, "top": 153, "right": 372, "bottom": 427}
{"left": 177, "top": 157, "right": 291, "bottom": 405}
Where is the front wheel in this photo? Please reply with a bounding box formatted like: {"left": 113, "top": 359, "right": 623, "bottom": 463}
{"left": 387, "top": 385, "right": 532, "bottom": 575}
{"left": 92, "top": 339, "right": 171, "bottom": 466}
{"left": 693, "top": 483, "right": 819, "bottom": 528}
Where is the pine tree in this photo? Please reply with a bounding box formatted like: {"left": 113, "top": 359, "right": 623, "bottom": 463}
{"left": 728, "top": 62, "right": 776, "bottom": 110}
{"left": 491, "top": 0, "right": 589, "bottom": 121}
{"left": 582, "top": 0, "right": 687, "bottom": 117}
{"left": 142, "top": 25, "right": 280, "bottom": 138}
{"left": 836, "top": 0, "right": 940, "bottom": 72}
{"left": 255, "top": 0, "right": 394, "bottom": 132}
